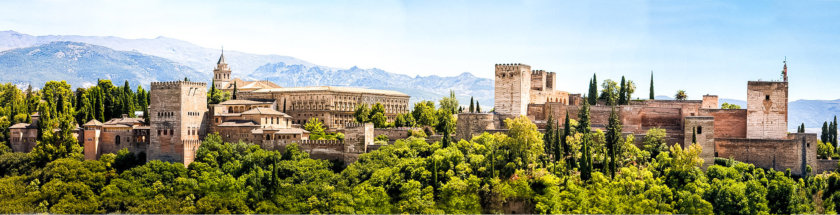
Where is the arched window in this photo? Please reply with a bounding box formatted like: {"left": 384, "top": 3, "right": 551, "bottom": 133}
{"left": 115, "top": 135, "right": 121, "bottom": 146}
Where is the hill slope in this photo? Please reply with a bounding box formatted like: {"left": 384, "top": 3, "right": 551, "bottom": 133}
{"left": 0, "top": 41, "right": 203, "bottom": 87}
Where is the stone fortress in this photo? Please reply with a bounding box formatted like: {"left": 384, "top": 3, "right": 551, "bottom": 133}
{"left": 6, "top": 50, "right": 834, "bottom": 174}
{"left": 458, "top": 62, "right": 834, "bottom": 176}
{"left": 8, "top": 51, "right": 409, "bottom": 166}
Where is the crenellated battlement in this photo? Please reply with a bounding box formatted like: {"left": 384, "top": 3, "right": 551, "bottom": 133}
{"left": 151, "top": 81, "right": 207, "bottom": 89}
{"left": 495, "top": 63, "right": 530, "bottom": 71}
{"left": 531, "top": 70, "right": 546, "bottom": 75}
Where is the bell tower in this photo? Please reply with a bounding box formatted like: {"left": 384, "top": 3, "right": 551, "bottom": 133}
{"left": 213, "top": 48, "right": 231, "bottom": 89}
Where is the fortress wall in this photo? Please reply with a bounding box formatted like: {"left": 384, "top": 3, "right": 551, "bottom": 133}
{"left": 716, "top": 133, "right": 818, "bottom": 176}
{"left": 456, "top": 113, "right": 496, "bottom": 141}
{"left": 701, "top": 109, "right": 747, "bottom": 138}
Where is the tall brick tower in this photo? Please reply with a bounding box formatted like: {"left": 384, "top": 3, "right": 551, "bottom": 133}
{"left": 148, "top": 81, "right": 209, "bottom": 166}
{"left": 746, "top": 63, "right": 788, "bottom": 139}
{"left": 213, "top": 49, "right": 231, "bottom": 89}
{"left": 494, "top": 63, "right": 532, "bottom": 116}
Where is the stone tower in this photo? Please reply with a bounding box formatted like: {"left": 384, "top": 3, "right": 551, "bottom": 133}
{"left": 746, "top": 80, "right": 788, "bottom": 139}
{"left": 213, "top": 49, "right": 231, "bottom": 89}
{"left": 494, "top": 63, "right": 531, "bottom": 116}
{"left": 148, "top": 81, "right": 209, "bottom": 166}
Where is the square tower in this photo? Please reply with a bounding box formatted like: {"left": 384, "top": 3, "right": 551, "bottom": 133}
{"left": 494, "top": 63, "right": 531, "bottom": 116}
{"left": 149, "top": 81, "right": 209, "bottom": 166}
{"left": 746, "top": 81, "right": 788, "bottom": 139}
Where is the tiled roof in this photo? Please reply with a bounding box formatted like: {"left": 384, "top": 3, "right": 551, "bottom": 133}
{"left": 240, "top": 108, "right": 291, "bottom": 117}
{"left": 83, "top": 119, "right": 103, "bottom": 126}
{"left": 218, "top": 120, "right": 259, "bottom": 127}
{"left": 218, "top": 99, "right": 274, "bottom": 105}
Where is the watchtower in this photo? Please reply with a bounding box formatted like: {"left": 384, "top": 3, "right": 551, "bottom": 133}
{"left": 148, "top": 81, "right": 209, "bottom": 166}
{"left": 494, "top": 63, "right": 531, "bottom": 116}
{"left": 746, "top": 61, "right": 789, "bottom": 139}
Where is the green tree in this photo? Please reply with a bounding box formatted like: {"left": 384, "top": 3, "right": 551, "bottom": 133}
{"left": 605, "top": 106, "right": 621, "bottom": 178}
{"left": 721, "top": 102, "right": 741, "bottom": 109}
{"left": 468, "top": 96, "right": 474, "bottom": 113}
{"left": 232, "top": 82, "right": 238, "bottom": 100}
{"left": 475, "top": 101, "right": 481, "bottom": 113}
{"left": 649, "top": 71, "right": 654, "bottom": 100}
{"left": 304, "top": 117, "right": 326, "bottom": 140}
{"left": 823, "top": 121, "right": 829, "bottom": 144}
{"left": 353, "top": 104, "right": 370, "bottom": 123}
{"left": 589, "top": 74, "right": 598, "bottom": 105}
{"left": 439, "top": 90, "right": 459, "bottom": 114}
{"left": 619, "top": 76, "right": 627, "bottom": 105}
{"left": 643, "top": 128, "right": 668, "bottom": 158}
{"left": 562, "top": 111, "right": 575, "bottom": 168}
{"left": 675, "top": 90, "right": 687, "bottom": 100}
{"left": 599, "top": 79, "right": 619, "bottom": 105}
{"left": 578, "top": 101, "right": 592, "bottom": 181}
{"left": 412, "top": 101, "right": 437, "bottom": 127}
{"left": 437, "top": 110, "right": 455, "bottom": 147}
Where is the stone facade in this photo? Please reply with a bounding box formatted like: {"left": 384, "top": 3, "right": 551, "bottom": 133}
{"left": 213, "top": 50, "right": 232, "bottom": 89}
{"left": 148, "top": 81, "right": 209, "bottom": 166}
{"left": 702, "top": 95, "right": 719, "bottom": 109}
{"left": 238, "top": 87, "right": 410, "bottom": 129}
{"left": 495, "top": 64, "right": 572, "bottom": 116}
{"left": 8, "top": 114, "right": 38, "bottom": 153}
{"left": 82, "top": 115, "right": 149, "bottom": 160}
{"left": 456, "top": 113, "right": 496, "bottom": 141}
{"left": 494, "top": 64, "right": 531, "bottom": 116}
{"left": 474, "top": 62, "right": 832, "bottom": 175}
{"left": 684, "top": 116, "right": 715, "bottom": 169}
{"left": 210, "top": 99, "right": 309, "bottom": 144}
{"left": 746, "top": 81, "right": 788, "bottom": 139}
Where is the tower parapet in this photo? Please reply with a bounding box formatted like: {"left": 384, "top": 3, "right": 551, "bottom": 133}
{"left": 494, "top": 63, "right": 532, "bottom": 116}
{"left": 149, "top": 80, "right": 209, "bottom": 166}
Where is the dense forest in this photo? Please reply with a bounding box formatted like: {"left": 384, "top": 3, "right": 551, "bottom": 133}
{"left": 1, "top": 80, "right": 840, "bottom": 214}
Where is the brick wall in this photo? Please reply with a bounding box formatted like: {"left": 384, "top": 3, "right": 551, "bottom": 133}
{"left": 700, "top": 109, "right": 747, "bottom": 138}
{"left": 716, "top": 133, "right": 817, "bottom": 176}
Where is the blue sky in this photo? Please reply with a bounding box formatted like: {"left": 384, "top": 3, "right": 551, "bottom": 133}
{"left": 0, "top": 0, "right": 838, "bottom": 101}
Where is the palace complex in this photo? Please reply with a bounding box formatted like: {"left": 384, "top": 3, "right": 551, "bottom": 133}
{"left": 6, "top": 52, "right": 835, "bottom": 175}
{"left": 457, "top": 62, "right": 833, "bottom": 176}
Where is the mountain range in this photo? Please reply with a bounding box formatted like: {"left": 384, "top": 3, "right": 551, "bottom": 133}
{"left": 0, "top": 30, "right": 836, "bottom": 131}
{"left": 0, "top": 30, "right": 492, "bottom": 105}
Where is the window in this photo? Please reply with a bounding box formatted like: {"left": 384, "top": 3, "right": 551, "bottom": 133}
{"left": 765, "top": 95, "right": 770, "bottom": 100}
{"left": 697, "top": 126, "right": 703, "bottom": 134}
{"left": 115, "top": 136, "right": 121, "bottom": 145}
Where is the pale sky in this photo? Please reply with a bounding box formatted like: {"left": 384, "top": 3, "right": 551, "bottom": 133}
{"left": 1, "top": 0, "right": 839, "bottom": 101}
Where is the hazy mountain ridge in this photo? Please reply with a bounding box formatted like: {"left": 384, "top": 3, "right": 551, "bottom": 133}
{"left": 0, "top": 30, "right": 495, "bottom": 104}
{"left": 0, "top": 30, "right": 315, "bottom": 77}
{"left": 0, "top": 41, "right": 203, "bottom": 88}
{"left": 251, "top": 63, "right": 494, "bottom": 104}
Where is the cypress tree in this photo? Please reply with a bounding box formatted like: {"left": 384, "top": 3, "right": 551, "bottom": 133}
{"left": 469, "top": 96, "right": 475, "bottom": 113}
{"left": 588, "top": 74, "right": 598, "bottom": 105}
{"left": 832, "top": 116, "right": 838, "bottom": 145}
{"left": 553, "top": 118, "right": 562, "bottom": 163}
{"left": 579, "top": 100, "right": 592, "bottom": 181}
{"left": 606, "top": 106, "right": 621, "bottom": 179}
{"left": 283, "top": 99, "right": 287, "bottom": 113}
{"left": 619, "top": 76, "right": 627, "bottom": 105}
{"left": 649, "top": 71, "right": 655, "bottom": 100}
{"left": 475, "top": 101, "right": 481, "bottom": 113}
{"left": 563, "top": 111, "right": 574, "bottom": 168}
{"left": 544, "top": 115, "right": 555, "bottom": 160}
{"left": 232, "top": 82, "right": 238, "bottom": 100}
{"left": 822, "top": 122, "right": 829, "bottom": 143}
